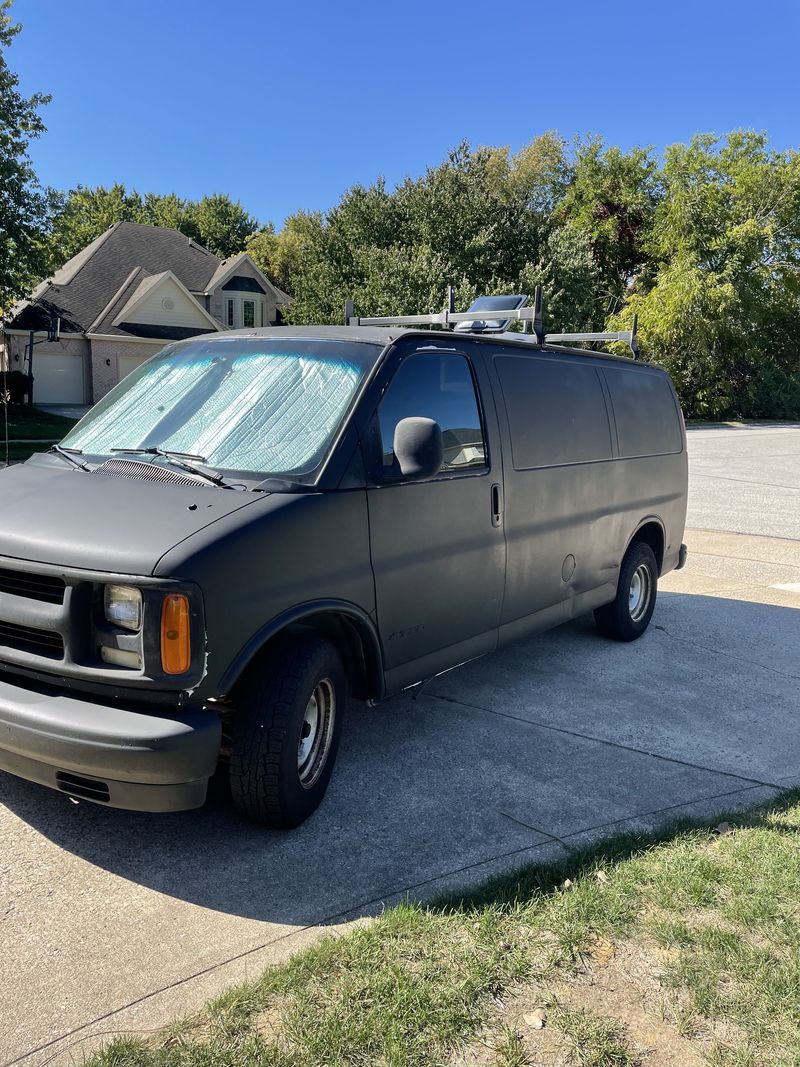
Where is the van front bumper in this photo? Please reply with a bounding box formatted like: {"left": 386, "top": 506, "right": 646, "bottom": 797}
{"left": 0, "top": 675, "right": 221, "bottom": 812}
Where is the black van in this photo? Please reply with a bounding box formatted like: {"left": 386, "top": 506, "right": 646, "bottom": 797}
{"left": 0, "top": 296, "right": 687, "bottom": 827}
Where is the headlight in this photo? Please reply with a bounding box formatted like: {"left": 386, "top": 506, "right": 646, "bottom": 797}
{"left": 104, "top": 584, "right": 142, "bottom": 631}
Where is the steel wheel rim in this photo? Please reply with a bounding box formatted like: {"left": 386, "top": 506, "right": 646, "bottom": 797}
{"left": 628, "top": 563, "right": 651, "bottom": 623}
{"left": 297, "top": 678, "right": 336, "bottom": 788}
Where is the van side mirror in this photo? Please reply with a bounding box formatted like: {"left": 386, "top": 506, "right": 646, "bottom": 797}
{"left": 393, "top": 417, "right": 444, "bottom": 480}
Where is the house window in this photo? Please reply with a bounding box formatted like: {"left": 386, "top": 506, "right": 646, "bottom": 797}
{"left": 223, "top": 294, "right": 266, "bottom": 329}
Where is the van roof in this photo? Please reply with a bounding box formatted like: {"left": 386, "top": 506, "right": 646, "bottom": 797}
{"left": 192, "top": 324, "right": 658, "bottom": 370}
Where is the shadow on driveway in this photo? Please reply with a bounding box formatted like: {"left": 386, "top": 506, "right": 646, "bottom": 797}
{"left": 2, "top": 593, "right": 799, "bottom": 928}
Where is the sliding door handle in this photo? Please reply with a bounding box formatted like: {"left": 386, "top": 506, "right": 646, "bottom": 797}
{"left": 491, "top": 483, "right": 503, "bottom": 528}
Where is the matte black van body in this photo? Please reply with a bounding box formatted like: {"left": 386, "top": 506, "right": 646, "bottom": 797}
{"left": 0, "top": 326, "right": 688, "bottom": 821}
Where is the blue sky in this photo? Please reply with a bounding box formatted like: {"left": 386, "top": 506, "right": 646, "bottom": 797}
{"left": 10, "top": 0, "right": 800, "bottom": 229}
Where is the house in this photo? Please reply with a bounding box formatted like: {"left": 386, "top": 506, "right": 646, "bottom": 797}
{"left": 0, "top": 222, "right": 289, "bottom": 405}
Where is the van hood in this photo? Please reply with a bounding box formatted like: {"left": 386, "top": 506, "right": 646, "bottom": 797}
{"left": 0, "top": 459, "right": 260, "bottom": 575}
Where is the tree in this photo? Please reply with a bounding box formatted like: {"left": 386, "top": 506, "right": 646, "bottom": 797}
{"left": 46, "top": 183, "right": 146, "bottom": 268}
{"left": 277, "top": 130, "right": 797, "bottom": 418}
{"left": 557, "top": 137, "right": 660, "bottom": 313}
{"left": 281, "top": 135, "right": 572, "bottom": 325}
{"left": 246, "top": 211, "right": 320, "bottom": 295}
{"left": 142, "top": 191, "right": 198, "bottom": 237}
{"left": 611, "top": 132, "right": 800, "bottom": 418}
{"left": 0, "top": 0, "right": 53, "bottom": 312}
{"left": 45, "top": 185, "right": 262, "bottom": 272}
{"left": 519, "top": 224, "right": 601, "bottom": 333}
{"left": 190, "top": 193, "right": 258, "bottom": 258}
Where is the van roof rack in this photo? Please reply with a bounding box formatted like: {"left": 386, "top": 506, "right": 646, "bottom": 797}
{"left": 344, "top": 285, "right": 640, "bottom": 359}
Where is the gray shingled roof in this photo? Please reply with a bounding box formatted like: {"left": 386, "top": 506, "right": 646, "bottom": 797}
{"left": 86, "top": 266, "right": 149, "bottom": 334}
{"left": 10, "top": 222, "right": 222, "bottom": 335}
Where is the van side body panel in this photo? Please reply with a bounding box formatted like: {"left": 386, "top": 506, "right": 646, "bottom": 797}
{"left": 485, "top": 342, "right": 687, "bottom": 648}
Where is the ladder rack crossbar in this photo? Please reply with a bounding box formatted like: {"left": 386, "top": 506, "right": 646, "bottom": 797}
{"left": 546, "top": 320, "right": 641, "bottom": 358}
{"left": 348, "top": 307, "right": 539, "bottom": 328}
{"left": 546, "top": 330, "right": 630, "bottom": 343}
{"left": 348, "top": 311, "right": 450, "bottom": 326}
{"left": 344, "top": 290, "right": 640, "bottom": 358}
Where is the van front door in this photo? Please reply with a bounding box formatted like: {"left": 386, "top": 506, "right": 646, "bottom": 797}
{"left": 366, "top": 347, "right": 506, "bottom": 694}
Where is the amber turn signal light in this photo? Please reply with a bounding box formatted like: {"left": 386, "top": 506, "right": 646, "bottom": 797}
{"left": 161, "top": 594, "right": 191, "bottom": 675}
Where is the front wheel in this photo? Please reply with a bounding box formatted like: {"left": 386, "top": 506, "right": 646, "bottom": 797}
{"left": 594, "top": 541, "right": 658, "bottom": 642}
{"left": 229, "top": 636, "right": 345, "bottom": 828}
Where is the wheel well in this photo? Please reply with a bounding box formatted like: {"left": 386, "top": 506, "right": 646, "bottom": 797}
{"left": 633, "top": 521, "right": 665, "bottom": 574}
{"left": 229, "top": 611, "right": 382, "bottom": 704}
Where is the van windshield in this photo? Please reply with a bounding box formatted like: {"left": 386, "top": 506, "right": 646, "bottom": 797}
{"left": 61, "top": 337, "right": 381, "bottom": 479}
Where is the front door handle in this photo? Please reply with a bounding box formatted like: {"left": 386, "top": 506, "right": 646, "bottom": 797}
{"left": 491, "top": 483, "right": 503, "bottom": 528}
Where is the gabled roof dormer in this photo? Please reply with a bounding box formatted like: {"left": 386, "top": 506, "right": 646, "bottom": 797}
{"left": 87, "top": 268, "right": 224, "bottom": 340}
{"left": 113, "top": 271, "right": 222, "bottom": 332}
{"left": 203, "top": 252, "right": 286, "bottom": 303}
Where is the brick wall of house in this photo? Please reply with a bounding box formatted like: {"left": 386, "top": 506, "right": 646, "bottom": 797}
{"left": 89, "top": 339, "right": 164, "bottom": 401}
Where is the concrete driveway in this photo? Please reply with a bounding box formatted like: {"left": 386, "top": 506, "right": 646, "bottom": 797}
{"left": 2, "top": 424, "right": 799, "bottom": 1067}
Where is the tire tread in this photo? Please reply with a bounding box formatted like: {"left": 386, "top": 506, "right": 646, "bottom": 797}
{"left": 229, "top": 636, "right": 343, "bottom": 827}
{"left": 595, "top": 540, "right": 658, "bottom": 642}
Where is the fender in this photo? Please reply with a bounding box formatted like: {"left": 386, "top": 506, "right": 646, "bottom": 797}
{"left": 216, "top": 598, "right": 385, "bottom": 700}
{"left": 625, "top": 515, "right": 667, "bottom": 572}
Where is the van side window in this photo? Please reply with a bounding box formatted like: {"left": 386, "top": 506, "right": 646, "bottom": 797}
{"left": 603, "top": 368, "right": 682, "bottom": 458}
{"left": 495, "top": 355, "right": 612, "bottom": 469}
{"left": 378, "top": 353, "right": 487, "bottom": 472}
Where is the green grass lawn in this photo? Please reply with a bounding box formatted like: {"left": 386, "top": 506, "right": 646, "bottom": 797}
{"left": 85, "top": 790, "right": 800, "bottom": 1067}
{"left": 1, "top": 405, "right": 78, "bottom": 462}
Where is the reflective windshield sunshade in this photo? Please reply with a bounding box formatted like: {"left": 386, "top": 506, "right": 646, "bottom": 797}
{"left": 61, "top": 338, "right": 381, "bottom": 479}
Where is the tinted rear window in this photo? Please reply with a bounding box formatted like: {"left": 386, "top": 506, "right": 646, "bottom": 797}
{"left": 495, "top": 355, "right": 612, "bottom": 469}
{"left": 603, "top": 367, "right": 682, "bottom": 458}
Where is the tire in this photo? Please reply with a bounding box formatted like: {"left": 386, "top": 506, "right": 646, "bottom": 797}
{"left": 594, "top": 540, "right": 658, "bottom": 642}
{"left": 229, "top": 636, "right": 345, "bottom": 828}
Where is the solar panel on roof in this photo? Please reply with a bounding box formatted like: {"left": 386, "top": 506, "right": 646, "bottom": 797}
{"left": 454, "top": 294, "right": 529, "bottom": 332}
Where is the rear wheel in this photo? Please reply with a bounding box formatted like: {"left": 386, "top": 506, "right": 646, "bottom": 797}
{"left": 594, "top": 540, "right": 658, "bottom": 642}
{"left": 229, "top": 636, "right": 345, "bottom": 827}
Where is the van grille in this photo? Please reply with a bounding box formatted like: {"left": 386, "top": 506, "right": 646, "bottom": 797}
{"left": 95, "top": 458, "right": 209, "bottom": 487}
{"left": 0, "top": 621, "right": 64, "bottom": 659}
{"left": 0, "top": 568, "right": 66, "bottom": 605}
{"left": 56, "top": 771, "right": 110, "bottom": 803}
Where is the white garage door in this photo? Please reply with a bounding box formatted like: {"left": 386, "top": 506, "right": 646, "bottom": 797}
{"left": 118, "top": 354, "right": 150, "bottom": 380}
{"left": 33, "top": 354, "right": 85, "bottom": 404}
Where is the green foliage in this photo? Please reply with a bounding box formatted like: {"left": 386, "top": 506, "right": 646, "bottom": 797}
{"left": 612, "top": 132, "right": 800, "bottom": 418}
{"left": 0, "top": 0, "right": 54, "bottom": 312}
{"left": 45, "top": 184, "right": 142, "bottom": 267}
{"left": 557, "top": 136, "right": 660, "bottom": 304}
{"left": 281, "top": 130, "right": 798, "bottom": 419}
{"left": 45, "top": 185, "right": 260, "bottom": 271}
{"left": 283, "top": 134, "right": 587, "bottom": 327}
{"left": 519, "top": 224, "right": 602, "bottom": 332}
{"left": 190, "top": 193, "right": 258, "bottom": 258}
{"left": 245, "top": 211, "right": 320, "bottom": 294}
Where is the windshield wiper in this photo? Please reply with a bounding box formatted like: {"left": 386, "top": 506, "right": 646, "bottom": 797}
{"left": 50, "top": 444, "right": 91, "bottom": 471}
{"left": 110, "top": 447, "right": 239, "bottom": 489}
